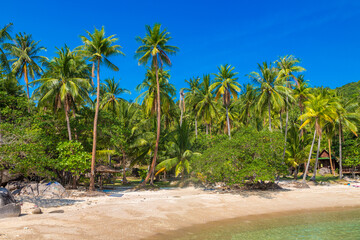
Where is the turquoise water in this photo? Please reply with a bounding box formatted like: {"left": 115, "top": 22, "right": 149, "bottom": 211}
{"left": 157, "top": 208, "right": 360, "bottom": 240}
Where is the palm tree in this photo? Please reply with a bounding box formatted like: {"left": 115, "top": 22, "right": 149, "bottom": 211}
{"left": 100, "top": 78, "right": 130, "bottom": 114}
{"left": 78, "top": 26, "right": 124, "bottom": 191}
{"left": 33, "top": 46, "right": 91, "bottom": 141}
{"left": 293, "top": 75, "right": 310, "bottom": 137}
{"left": 5, "top": 33, "right": 47, "bottom": 101}
{"left": 237, "top": 84, "right": 259, "bottom": 127}
{"left": 276, "top": 55, "right": 305, "bottom": 159}
{"left": 248, "top": 62, "right": 290, "bottom": 131}
{"left": 196, "top": 74, "right": 218, "bottom": 135}
{"left": 299, "top": 94, "right": 337, "bottom": 181}
{"left": 0, "top": 23, "right": 12, "bottom": 73}
{"left": 155, "top": 120, "right": 200, "bottom": 180}
{"left": 183, "top": 76, "right": 201, "bottom": 137}
{"left": 211, "top": 64, "right": 240, "bottom": 139}
{"left": 335, "top": 97, "right": 359, "bottom": 179}
{"left": 135, "top": 24, "right": 179, "bottom": 185}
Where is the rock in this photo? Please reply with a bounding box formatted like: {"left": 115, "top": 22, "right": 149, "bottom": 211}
{"left": 32, "top": 208, "right": 42, "bottom": 214}
{"left": 49, "top": 210, "right": 64, "bottom": 214}
{"left": 319, "top": 167, "right": 331, "bottom": 176}
{"left": 0, "top": 170, "right": 22, "bottom": 186}
{"left": 0, "top": 188, "right": 21, "bottom": 218}
{"left": 0, "top": 188, "right": 16, "bottom": 206}
{"left": 20, "top": 182, "right": 66, "bottom": 198}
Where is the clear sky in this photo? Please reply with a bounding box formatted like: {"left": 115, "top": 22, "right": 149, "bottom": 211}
{"left": 2, "top": 0, "right": 360, "bottom": 101}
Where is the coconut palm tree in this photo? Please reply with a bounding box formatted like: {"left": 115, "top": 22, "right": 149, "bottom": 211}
{"left": 78, "top": 26, "right": 124, "bottom": 191}
{"left": 100, "top": 78, "right": 130, "bottom": 114}
{"left": 211, "top": 64, "right": 240, "bottom": 139}
{"left": 183, "top": 76, "right": 201, "bottom": 137}
{"left": 196, "top": 74, "right": 218, "bottom": 135}
{"left": 299, "top": 94, "right": 338, "bottom": 181}
{"left": 276, "top": 55, "right": 305, "bottom": 159}
{"left": 237, "top": 84, "right": 259, "bottom": 127}
{"left": 5, "top": 32, "right": 47, "bottom": 101}
{"left": 33, "top": 45, "right": 92, "bottom": 141}
{"left": 135, "top": 23, "right": 179, "bottom": 185}
{"left": 248, "top": 62, "right": 290, "bottom": 131}
{"left": 0, "top": 23, "right": 12, "bottom": 73}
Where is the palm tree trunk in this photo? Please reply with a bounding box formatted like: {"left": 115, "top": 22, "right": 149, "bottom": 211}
{"left": 122, "top": 150, "right": 128, "bottom": 184}
{"left": 303, "top": 129, "right": 317, "bottom": 182}
{"left": 89, "top": 59, "right": 101, "bottom": 191}
{"left": 0, "top": 110, "right": 2, "bottom": 146}
{"left": 143, "top": 66, "right": 160, "bottom": 186}
{"left": 205, "top": 123, "right": 208, "bottom": 135}
{"left": 339, "top": 122, "right": 343, "bottom": 179}
{"left": 23, "top": 65, "right": 31, "bottom": 113}
{"left": 279, "top": 112, "right": 283, "bottom": 130}
{"left": 195, "top": 117, "right": 198, "bottom": 138}
{"left": 72, "top": 110, "right": 78, "bottom": 140}
{"left": 310, "top": 134, "right": 321, "bottom": 181}
{"left": 268, "top": 98, "right": 272, "bottom": 131}
{"left": 64, "top": 96, "right": 72, "bottom": 141}
{"left": 328, "top": 139, "right": 335, "bottom": 176}
{"left": 282, "top": 105, "right": 289, "bottom": 160}
{"left": 226, "top": 105, "right": 231, "bottom": 139}
{"left": 179, "top": 93, "right": 183, "bottom": 126}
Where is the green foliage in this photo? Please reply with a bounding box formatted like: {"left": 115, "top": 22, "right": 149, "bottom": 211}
{"left": 343, "top": 137, "right": 360, "bottom": 169}
{"left": 56, "top": 141, "right": 91, "bottom": 177}
{"left": 192, "top": 128, "right": 285, "bottom": 185}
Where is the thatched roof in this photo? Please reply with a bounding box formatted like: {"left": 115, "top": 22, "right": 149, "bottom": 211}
{"left": 96, "top": 165, "right": 121, "bottom": 173}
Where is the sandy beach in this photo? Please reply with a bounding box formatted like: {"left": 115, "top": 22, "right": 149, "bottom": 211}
{"left": 1, "top": 183, "right": 360, "bottom": 240}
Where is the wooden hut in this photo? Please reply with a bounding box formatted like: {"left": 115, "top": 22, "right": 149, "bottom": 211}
{"left": 96, "top": 165, "right": 121, "bottom": 189}
{"left": 317, "top": 150, "right": 339, "bottom": 173}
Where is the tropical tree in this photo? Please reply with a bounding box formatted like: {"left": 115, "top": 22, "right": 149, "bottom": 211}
{"left": 183, "top": 76, "right": 201, "bottom": 137}
{"left": 237, "top": 84, "right": 258, "bottom": 127}
{"left": 33, "top": 45, "right": 92, "bottom": 141}
{"left": 5, "top": 32, "right": 47, "bottom": 101}
{"left": 211, "top": 64, "right": 240, "bottom": 139}
{"left": 276, "top": 55, "right": 305, "bottom": 159}
{"left": 135, "top": 23, "right": 178, "bottom": 185}
{"left": 100, "top": 78, "right": 130, "bottom": 114}
{"left": 78, "top": 26, "right": 124, "bottom": 191}
{"left": 248, "top": 62, "right": 289, "bottom": 131}
{"left": 0, "top": 23, "right": 12, "bottom": 73}
{"left": 299, "top": 94, "right": 338, "bottom": 181}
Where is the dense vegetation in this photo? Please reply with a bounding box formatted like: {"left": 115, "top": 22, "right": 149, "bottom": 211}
{"left": 1, "top": 22, "right": 359, "bottom": 189}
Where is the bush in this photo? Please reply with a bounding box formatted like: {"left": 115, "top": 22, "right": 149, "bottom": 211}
{"left": 191, "top": 128, "right": 285, "bottom": 185}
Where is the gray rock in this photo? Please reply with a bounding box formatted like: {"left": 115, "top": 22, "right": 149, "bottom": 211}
{"left": 20, "top": 182, "right": 66, "bottom": 198}
{"left": 0, "top": 203, "right": 21, "bottom": 218}
{"left": 0, "top": 188, "right": 16, "bottom": 206}
{"left": 319, "top": 167, "right": 331, "bottom": 176}
{"left": 32, "top": 208, "right": 42, "bottom": 214}
{"left": 0, "top": 170, "right": 21, "bottom": 186}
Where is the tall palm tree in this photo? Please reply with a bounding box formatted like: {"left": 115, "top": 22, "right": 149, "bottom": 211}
{"left": 100, "top": 78, "right": 130, "bottom": 114}
{"left": 299, "top": 94, "right": 337, "bottom": 181}
{"left": 211, "top": 64, "right": 240, "bottom": 139}
{"left": 248, "top": 62, "right": 290, "bottom": 131}
{"left": 293, "top": 75, "right": 310, "bottom": 137}
{"left": 0, "top": 23, "right": 12, "bottom": 73}
{"left": 335, "top": 97, "right": 359, "bottom": 179}
{"left": 196, "top": 74, "right": 218, "bottom": 135}
{"left": 33, "top": 46, "right": 92, "bottom": 141}
{"left": 135, "top": 24, "right": 179, "bottom": 185}
{"left": 183, "top": 76, "right": 201, "bottom": 137}
{"left": 237, "top": 84, "right": 259, "bottom": 127}
{"left": 276, "top": 55, "right": 305, "bottom": 160}
{"left": 78, "top": 26, "right": 124, "bottom": 191}
{"left": 5, "top": 32, "right": 47, "bottom": 101}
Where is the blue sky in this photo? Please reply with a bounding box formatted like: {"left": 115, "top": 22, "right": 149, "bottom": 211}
{"left": 2, "top": 0, "right": 360, "bottom": 101}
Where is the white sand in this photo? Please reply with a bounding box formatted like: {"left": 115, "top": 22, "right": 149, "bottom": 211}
{"left": 1, "top": 184, "right": 360, "bottom": 240}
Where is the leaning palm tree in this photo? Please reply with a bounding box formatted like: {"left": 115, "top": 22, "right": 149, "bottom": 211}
{"left": 211, "top": 64, "right": 240, "bottom": 139}
{"left": 248, "top": 62, "right": 290, "bottom": 131}
{"left": 78, "top": 26, "right": 124, "bottom": 191}
{"left": 33, "top": 45, "right": 92, "bottom": 141}
{"left": 135, "top": 23, "right": 179, "bottom": 185}
{"left": 299, "top": 94, "right": 338, "bottom": 181}
{"left": 276, "top": 55, "right": 305, "bottom": 160}
{"left": 100, "top": 78, "right": 130, "bottom": 114}
{"left": 5, "top": 32, "right": 47, "bottom": 101}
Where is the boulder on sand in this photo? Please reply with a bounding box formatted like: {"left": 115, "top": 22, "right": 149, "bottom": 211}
{"left": 0, "top": 188, "right": 21, "bottom": 218}
{"left": 20, "top": 182, "right": 66, "bottom": 198}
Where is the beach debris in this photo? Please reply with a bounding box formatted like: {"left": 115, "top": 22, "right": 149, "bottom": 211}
{"left": 0, "top": 188, "right": 21, "bottom": 218}
{"left": 32, "top": 208, "right": 42, "bottom": 214}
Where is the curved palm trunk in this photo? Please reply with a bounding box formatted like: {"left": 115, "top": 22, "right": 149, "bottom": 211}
{"left": 310, "top": 134, "right": 321, "bottom": 181}
{"left": 64, "top": 96, "right": 72, "bottom": 141}
{"left": 226, "top": 106, "right": 231, "bottom": 139}
{"left": 142, "top": 66, "right": 160, "bottom": 186}
{"left": 268, "top": 98, "right": 272, "bottom": 131}
{"left": 303, "top": 129, "right": 317, "bottom": 182}
{"left": 89, "top": 59, "right": 101, "bottom": 191}
{"left": 339, "top": 122, "right": 343, "bottom": 179}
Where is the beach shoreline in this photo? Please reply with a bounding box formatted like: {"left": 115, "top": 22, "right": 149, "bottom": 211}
{"left": 1, "top": 184, "right": 360, "bottom": 240}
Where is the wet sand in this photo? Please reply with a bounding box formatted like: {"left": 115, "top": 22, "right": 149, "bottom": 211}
{"left": 1, "top": 184, "right": 360, "bottom": 239}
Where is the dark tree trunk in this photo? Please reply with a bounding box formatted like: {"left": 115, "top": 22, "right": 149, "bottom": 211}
{"left": 64, "top": 96, "right": 72, "bottom": 141}
{"left": 89, "top": 59, "right": 101, "bottom": 191}
{"left": 226, "top": 105, "right": 231, "bottom": 139}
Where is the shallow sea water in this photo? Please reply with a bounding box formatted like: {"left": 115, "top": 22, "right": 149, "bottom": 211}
{"left": 157, "top": 207, "right": 360, "bottom": 240}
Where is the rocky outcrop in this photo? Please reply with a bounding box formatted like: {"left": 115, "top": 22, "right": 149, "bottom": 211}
{"left": 0, "top": 170, "right": 22, "bottom": 186}
{"left": 0, "top": 188, "right": 21, "bottom": 218}
{"left": 19, "top": 182, "right": 66, "bottom": 198}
